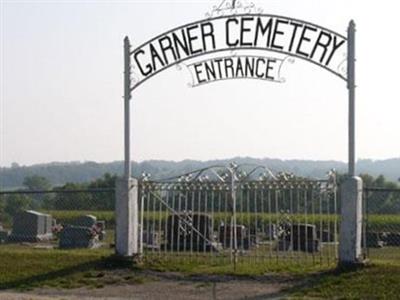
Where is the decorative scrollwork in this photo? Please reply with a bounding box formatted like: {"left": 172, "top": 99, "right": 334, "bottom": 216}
{"left": 176, "top": 62, "right": 195, "bottom": 88}
{"left": 205, "top": 0, "right": 263, "bottom": 18}
{"left": 327, "top": 169, "right": 337, "bottom": 187}
{"left": 277, "top": 55, "right": 296, "bottom": 83}
{"left": 141, "top": 172, "right": 152, "bottom": 182}
{"left": 130, "top": 70, "right": 141, "bottom": 87}
{"left": 336, "top": 53, "right": 348, "bottom": 78}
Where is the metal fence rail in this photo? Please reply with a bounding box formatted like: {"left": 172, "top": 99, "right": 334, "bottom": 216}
{"left": 363, "top": 187, "right": 400, "bottom": 262}
{"left": 138, "top": 164, "right": 338, "bottom": 266}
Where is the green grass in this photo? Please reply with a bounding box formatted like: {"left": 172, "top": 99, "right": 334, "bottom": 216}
{"left": 0, "top": 246, "right": 114, "bottom": 290}
{"left": 366, "top": 246, "right": 400, "bottom": 262}
{"left": 141, "top": 255, "right": 334, "bottom": 275}
{"left": 367, "top": 214, "right": 400, "bottom": 232}
{"left": 0, "top": 244, "right": 399, "bottom": 299}
{"left": 286, "top": 246, "right": 400, "bottom": 299}
{"left": 0, "top": 244, "right": 333, "bottom": 291}
{"left": 1, "top": 209, "right": 397, "bottom": 296}
{"left": 0, "top": 246, "right": 152, "bottom": 290}
{"left": 288, "top": 262, "right": 400, "bottom": 299}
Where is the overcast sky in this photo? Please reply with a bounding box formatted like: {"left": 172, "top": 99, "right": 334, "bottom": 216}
{"left": 1, "top": 0, "right": 399, "bottom": 167}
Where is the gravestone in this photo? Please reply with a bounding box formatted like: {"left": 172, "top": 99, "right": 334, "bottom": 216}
{"left": 142, "top": 229, "right": 160, "bottom": 250}
{"left": 0, "top": 223, "right": 8, "bottom": 244}
{"left": 8, "top": 210, "right": 53, "bottom": 242}
{"left": 96, "top": 220, "right": 106, "bottom": 241}
{"left": 364, "top": 232, "right": 385, "bottom": 248}
{"left": 317, "top": 229, "right": 335, "bottom": 242}
{"left": 384, "top": 233, "right": 400, "bottom": 246}
{"left": 59, "top": 215, "right": 105, "bottom": 249}
{"left": 219, "top": 224, "right": 254, "bottom": 250}
{"left": 278, "top": 223, "right": 320, "bottom": 253}
{"left": 291, "top": 224, "right": 320, "bottom": 252}
{"left": 165, "top": 213, "right": 214, "bottom": 251}
{"left": 59, "top": 226, "right": 97, "bottom": 249}
{"left": 265, "top": 224, "right": 278, "bottom": 240}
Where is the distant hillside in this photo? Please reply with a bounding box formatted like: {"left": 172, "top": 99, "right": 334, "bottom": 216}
{"left": 0, "top": 157, "right": 399, "bottom": 188}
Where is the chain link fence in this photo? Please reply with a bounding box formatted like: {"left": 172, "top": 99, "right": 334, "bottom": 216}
{"left": 0, "top": 189, "right": 115, "bottom": 249}
{"left": 363, "top": 187, "right": 400, "bottom": 262}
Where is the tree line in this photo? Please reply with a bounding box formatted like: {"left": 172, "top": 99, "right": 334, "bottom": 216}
{"left": 1, "top": 158, "right": 399, "bottom": 188}
{"left": 0, "top": 172, "right": 399, "bottom": 227}
{"left": 0, "top": 174, "right": 116, "bottom": 224}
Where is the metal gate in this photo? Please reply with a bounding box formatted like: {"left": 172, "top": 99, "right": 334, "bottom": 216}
{"left": 138, "top": 164, "right": 338, "bottom": 265}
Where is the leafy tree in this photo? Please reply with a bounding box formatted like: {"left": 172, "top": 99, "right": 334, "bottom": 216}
{"left": 362, "top": 174, "right": 400, "bottom": 214}
{"left": 23, "top": 175, "right": 51, "bottom": 190}
{"left": 359, "top": 173, "right": 374, "bottom": 187}
{"left": 374, "top": 175, "right": 386, "bottom": 187}
{"left": 88, "top": 173, "right": 116, "bottom": 189}
{"left": 4, "top": 194, "right": 33, "bottom": 216}
{"left": 51, "top": 173, "right": 116, "bottom": 211}
{"left": 0, "top": 195, "right": 7, "bottom": 223}
{"left": 22, "top": 175, "right": 53, "bottom": 209}
{"left": 53, "top": 183, "right": 92, "bottom": 210}
{"left": 88, "top": 173, "right": 116, "bottom": 210}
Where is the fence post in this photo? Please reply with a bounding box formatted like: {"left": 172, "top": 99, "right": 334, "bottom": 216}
{"left": 115, "top": 177, "right": 139, "bottom": 257}
{"left": 115, "top": 36, "right": 139, "bottom": 258}
{"left": 339, "top": 176, "right": 363, "bottom": 265}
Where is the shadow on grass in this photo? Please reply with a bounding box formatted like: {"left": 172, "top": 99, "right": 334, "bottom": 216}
{"left": 1, "top": 251, "right": 367, "bottom": 296}
{"left": 275, "top": 264, "right": 367, "bottom": 298}
{"left": 0, "top": 255, "right": 136, "bottom": 291}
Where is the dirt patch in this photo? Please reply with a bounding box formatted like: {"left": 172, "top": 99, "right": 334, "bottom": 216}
{"left": 0, "top": 272, "right": 293, "bottom": 300}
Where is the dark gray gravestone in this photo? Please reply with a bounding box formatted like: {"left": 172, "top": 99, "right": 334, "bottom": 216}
{"left": 59, "top": 226, "right": 97, "bottom": 249}
{"left": 265, "top": 224, "right": 278, "bottom": 240}
{"left": 165, "top": 213, "right": 214, "bottom": 251}
{"left": 317, "top": 229, "right": 335, "bottom": 242}
{"left": 96, "top": 220, "right": 106, "bottom": 241}
{"left": 8, "top": 210, "right": 53, "bottom": 242}
{"left": 219, "top": 224, "right": 254, "bottom": 250}
{"left": 364, "top": 232, "right": 385, "bottom": 248}
{"left": 384, "top": 233, "right": 400, "bottom": 246}
{"left": 142, "top": 229, "right": 160, "bottom": 250}
{"left": 0, "top": 223, "right": 8, "bottom": 243}
{"left": 59, "top": 215, "right": 105, "bottom": 249}
{"left": 291, "top": 224, "right": 320, "bottom": 252}
{"left": 277, "top": 223, "right": 320, "bottom": 253}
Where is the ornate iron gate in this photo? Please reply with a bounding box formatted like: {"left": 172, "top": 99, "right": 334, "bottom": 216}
{"left": 138, "top": 164, "right": 338, "bottom": 265}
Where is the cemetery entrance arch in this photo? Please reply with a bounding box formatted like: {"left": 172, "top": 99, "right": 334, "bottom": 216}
{"left": 115, "top": 1, "right": 363, "bottom": 266}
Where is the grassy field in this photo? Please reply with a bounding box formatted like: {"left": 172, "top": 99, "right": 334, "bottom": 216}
{"left": 0, "top": 244, "right": 399, "bottom": 298}
{"left": 0, "top": 246, "right": 115, "bottom": 290}
{"left": 0, "top": 244, "right": 333, "bottom": 291}
{"left": 1, "top": 210, "right": 399, "bottom": 297}
{"left": 288, "top": 263, "right": 400, "bottom": 299}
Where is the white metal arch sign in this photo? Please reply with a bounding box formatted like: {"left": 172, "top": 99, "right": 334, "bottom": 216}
{"left": 122, "top": 2, "right": 356, "bottom": 178}
{"left": 130, "top": 14, "right": 348, "bottom": 90}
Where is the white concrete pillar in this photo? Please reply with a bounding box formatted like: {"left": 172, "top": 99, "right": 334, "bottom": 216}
{"left": 339, "top": 176, "right": 363, "bottom": 265}
{"left": 115, "top": 177, "right": 139, "bottom": 257}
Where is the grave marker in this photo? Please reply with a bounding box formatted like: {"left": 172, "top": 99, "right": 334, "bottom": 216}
{"left": 8, "top": 210, "right": 53, "bottom": 242}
